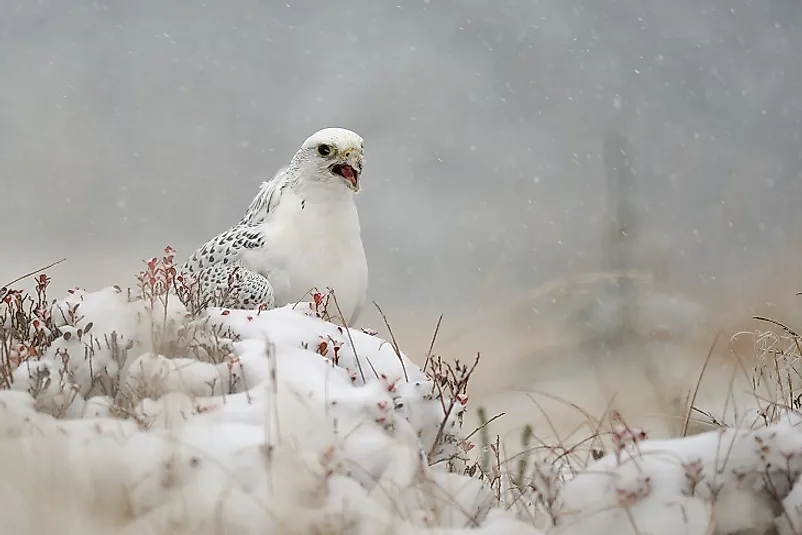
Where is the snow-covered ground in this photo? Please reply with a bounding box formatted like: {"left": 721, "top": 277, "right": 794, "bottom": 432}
{"left": 2, "top": 255, "right": 802, "bottom": 535}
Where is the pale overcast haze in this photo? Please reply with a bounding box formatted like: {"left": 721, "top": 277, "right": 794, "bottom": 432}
{"left": 2, "top": 1, "right": 801, "bottom": 418}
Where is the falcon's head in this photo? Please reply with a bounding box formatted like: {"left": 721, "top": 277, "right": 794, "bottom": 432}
{"left": 293, "top": 128, "right": 365, "bottom": 193}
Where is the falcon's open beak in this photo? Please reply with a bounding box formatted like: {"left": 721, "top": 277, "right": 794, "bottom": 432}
{"left": 331, "top": 148, "right": 362, "bottom": 192}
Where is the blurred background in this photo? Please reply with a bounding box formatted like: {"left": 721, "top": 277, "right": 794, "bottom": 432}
{"left": 2, "top": 0, "right": 801, "bottom": 440}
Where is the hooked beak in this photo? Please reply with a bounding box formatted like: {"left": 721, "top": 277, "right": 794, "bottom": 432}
{"left": 330, "top": 149, "right": 363, "bottom": 192}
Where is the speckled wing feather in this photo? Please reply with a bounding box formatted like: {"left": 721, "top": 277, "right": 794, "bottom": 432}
{"left": 180, "top": 223, "right": 273, "bottom": 309}
{"left": 237, "top": 167, "right": 291, "bottom": 226}
{"left": 182, "top": 224, "right": 265, "bottom": 273}
{"left": 185, "top": 262, "right": 275, "bottom": 309}
{"left": 180, "top": 224, "right": 275, "bottom": 308}
{"left": 179, "top": 170, "right": 292, "bottom": 309}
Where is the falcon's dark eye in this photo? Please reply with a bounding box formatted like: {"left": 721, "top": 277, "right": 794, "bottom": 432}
{"left": 317, "top": 144, "right": 332, "bottom": 156}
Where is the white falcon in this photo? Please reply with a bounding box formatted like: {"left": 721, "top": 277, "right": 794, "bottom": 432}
{"left": 180, "top": 127, "right": 369, "bottom": 325}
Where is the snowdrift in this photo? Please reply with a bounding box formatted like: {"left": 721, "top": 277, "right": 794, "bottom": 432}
{"left": 2, "top": 252, "right": 802, "bottom": 535}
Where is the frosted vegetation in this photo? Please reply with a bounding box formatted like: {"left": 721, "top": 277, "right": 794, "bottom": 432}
{"left": 1, "top": 247, "right": 801, "bottom": 535}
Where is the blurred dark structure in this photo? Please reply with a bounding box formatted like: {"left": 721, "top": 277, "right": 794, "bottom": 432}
{"left": 602, "top": 131, "right": 639, "bottom": 350}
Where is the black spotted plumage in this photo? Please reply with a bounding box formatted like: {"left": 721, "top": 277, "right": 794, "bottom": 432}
{"left": 180, "top": 223, "right": 275, "bottom": 309}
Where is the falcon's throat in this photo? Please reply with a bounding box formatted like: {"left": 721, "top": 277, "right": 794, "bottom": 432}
{"left": 331, "top": 163, "right": 360, "bottom": 191}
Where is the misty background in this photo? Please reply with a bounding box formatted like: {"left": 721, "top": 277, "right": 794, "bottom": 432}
{"left": 2, "top": 0, "right": 801, "bottom": 411}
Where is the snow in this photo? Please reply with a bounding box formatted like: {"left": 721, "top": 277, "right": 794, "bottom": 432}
{"left": 2, "top": 283, "right": 501, "bottom": 535}
{"left": 556, "top": 423, "right": 802, "bottom": 534}
{"left": 4, "top": 279, "right": 802, "bottom": 535}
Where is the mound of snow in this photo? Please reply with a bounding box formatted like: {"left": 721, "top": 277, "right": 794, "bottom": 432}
{"left": 2, "top": 285, "right": 509, "bottom": 535}
{"left": 9, "top": 282, "right": 802, "bottom": 535}
{"left": 553, "top": 420, "right": 802, "bottom": 535}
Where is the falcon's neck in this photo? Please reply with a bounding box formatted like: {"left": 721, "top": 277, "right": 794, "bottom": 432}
{"left": 292, "top": 176, "right": 356, "bottom": 206}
